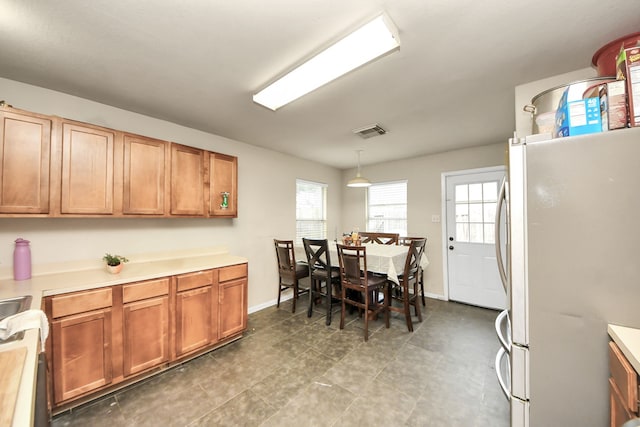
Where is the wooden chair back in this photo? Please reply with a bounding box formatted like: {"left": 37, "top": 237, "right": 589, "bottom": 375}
{"left": 274, "top": 239, "right": 296, "bottom": 278}
{"left": 336, "top": 244, "right": 368, "bottom": 288}
{"left": 399, "top": 236, "right": 422, "bottom": 246}
{"left": 302, "top": 238, "right": 333, "bottom": 272}
{"left": 402, "top": 238, "right": 426, "bottom": 284}
{"left": 359, "top": 232, "right": 399, "bottom": 245}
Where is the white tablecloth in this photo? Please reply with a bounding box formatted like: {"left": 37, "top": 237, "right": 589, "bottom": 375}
{"left": 295, "top": 243, "right": 429, "bottom": 285}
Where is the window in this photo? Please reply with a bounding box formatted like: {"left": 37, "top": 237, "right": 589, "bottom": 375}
{"left": 454, "top": 181, "right": 497, "bottom": 244}
{"left": 367, "top": 181, "right": 407, "bottom": 235}
{"left": 296, "top": 179, "right": 327, "bottom": 243}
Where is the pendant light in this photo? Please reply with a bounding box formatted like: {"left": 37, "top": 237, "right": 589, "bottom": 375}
{"left": 347, "top": 150, "right": 372, "bottom": 187}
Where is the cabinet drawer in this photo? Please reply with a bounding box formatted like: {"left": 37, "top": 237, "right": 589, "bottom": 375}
{"left": 610, "top": 341, "right": 639, "bottom": 413}
{"left": 176, "top": 270, "right": 213, "bottom": 292}
{"left": 123, "top": 278, "right": 169, "bottom": 303}
{"left": 218, "top": 263, "right": 247, "bottom": 282}
{"left": 51, "top": 288, "right": 112, "bottom": 318}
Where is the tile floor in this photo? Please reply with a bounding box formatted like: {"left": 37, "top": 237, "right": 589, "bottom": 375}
{"left": 52, "top": 297, "right": 509, "bottom": 427}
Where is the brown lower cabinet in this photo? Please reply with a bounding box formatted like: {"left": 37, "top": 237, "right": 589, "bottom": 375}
{"left": 175, "top": 270, "right": 216, "bottom": 357}
{"left": 44, "top": 263, "right": 247, "bottom": 412}
{"left": 218, "top": 264, "right": 248, "bottom": 339}
{"left": 122, "top": 278, "right": 170, "bottom": 377}
{"left": 47, "top": 288, "right": 114, "bottom": 404}
{"left": 609, "top": 341, "right": 639, "bottom": 427}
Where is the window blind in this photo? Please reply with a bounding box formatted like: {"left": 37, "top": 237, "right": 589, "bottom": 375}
{"left": 296, "top": 179, "right": 327, "bottom": 243}
{"left": 367, "top": 181, "right": 407, "bottom": 235}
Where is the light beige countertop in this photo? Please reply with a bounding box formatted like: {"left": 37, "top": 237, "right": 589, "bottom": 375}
{"left": 0, "top": 247, "right": 247, "bottom": 427}
{"left": 608, "top": 324, "right": 640, "bottom": 374}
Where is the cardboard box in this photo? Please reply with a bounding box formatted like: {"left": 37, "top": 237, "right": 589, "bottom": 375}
{"left": 583, "top": 83, "right": 609, "bottom": 132}
{"left": 600, "top": 80, "right": 627, "bottom": 130}
{"left": 555, "top": 88, "right": 602, "bottom": 137}
{"left": 617, "top": 46, "right": 640, "bottom": 127}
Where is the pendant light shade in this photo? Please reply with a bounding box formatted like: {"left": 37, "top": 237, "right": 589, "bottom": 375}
{"left": 347, "top": 150, "right": 371, "bottom": 187}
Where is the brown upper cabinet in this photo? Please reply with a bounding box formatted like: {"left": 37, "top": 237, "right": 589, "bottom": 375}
{"left": 123, "top": 133, "right": 169, "bottom": 215}
{"left": 0, "top": 109, "right": 52, "bottom": 214}
{"left": 170, "top": 143, "right": 205, "bottom": 216}
{"left": 209, "top": 153, "right": 238, "bottom": 217}
{"left": 0, "top": 105, "right": 238, "bottom": 218}
{"left": 60, "top": 120, "right": 117, "bottom": 215}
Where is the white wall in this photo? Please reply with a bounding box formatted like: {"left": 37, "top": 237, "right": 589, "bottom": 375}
{"left": 0, "top": 78, "right": 343, "bottom": 311}
{"left": 341, "top": 143, "right": 506, "bottom": 298}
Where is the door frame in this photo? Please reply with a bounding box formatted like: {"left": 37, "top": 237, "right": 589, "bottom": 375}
{"left": 440, "top": 165, "right": 506, "bottom": 302}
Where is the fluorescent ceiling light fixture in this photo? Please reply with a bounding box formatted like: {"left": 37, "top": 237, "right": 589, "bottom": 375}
{"left": 347, "top": 150, "right": 371, "bottom": 188}
{"left": 253, "top": 13, "right": 400, "bottom": 110}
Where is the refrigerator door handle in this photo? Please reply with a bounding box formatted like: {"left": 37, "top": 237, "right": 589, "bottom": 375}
{"left": 495, "top": 177, "right": 508, "bottom": 293}
{"left": 495, "top": 309, "right": 511, "bottom": 351}
{"left": 495, "top": 347, "right": 511, "bottom": 401}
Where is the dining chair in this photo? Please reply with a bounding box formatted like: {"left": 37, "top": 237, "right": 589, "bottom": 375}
{"left": 274, "top": 239, "right": 310, "bottom": 313}
{"left": 336, "top": 243, "right": 389, "bottom": 341}
{"left": 359, "top": 232, "right": 399, "bottom": 245}
{"left": 399, "top": 236, "right": 428, "bottom": 306}
{"left": 302, "top": 238, "right": 341, "bottom": 325}
{"left": 389, "top": 238, "right": 426, "bottom": 331}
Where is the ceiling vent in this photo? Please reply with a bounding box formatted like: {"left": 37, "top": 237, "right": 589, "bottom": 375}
{"left": 353, "top": 124, "right": 387, "bottom": 139}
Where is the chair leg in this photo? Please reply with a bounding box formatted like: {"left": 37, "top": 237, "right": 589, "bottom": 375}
{"left": 403, "top": 290, "right": 413, "bottom": 332}
{"left": 363, "top": 290, "right": 369, "bottom": 342}
{"left": 384, "top": 284, "right": 390, "bottom": 329}
{"left": 326, "top": 281, "right": 332, "bottom": 326}
{"left": 277, "top": 280, "right": 282, "bottom": 308}
{"left": 340, "top": 287, "right": 346, "bottom": 330}
{"left": 291, "top": 281, "right": 298, "bottom": 313}
{"left": 420, "top": 268, "right": 426, "bottom": 306}
{"left": 307, "top": 278, "right": 315, "bottom": 318}
{"left": 414, "top": 282, "right": 423, "bottom": 323}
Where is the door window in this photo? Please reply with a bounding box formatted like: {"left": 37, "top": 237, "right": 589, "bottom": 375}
{"left": 454, "top": 181, "right": 498, "bottom": 244}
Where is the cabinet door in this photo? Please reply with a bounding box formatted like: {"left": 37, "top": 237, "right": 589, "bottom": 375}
{"left": 209, "top": 153, "right": 237, "bottom": 217}
{"left": 175, "top": 286, "right": 212, "bottom": 356}
{"left": 610, "top": 378, "right": 635, "bottom": 427}
{"left": 170, "top": 143, "right": 204, "bottom": 216}
{"left": 52, "top": 308, "right": 112, "bottom": 404}
{"left": 123, "top": 134, "right": 168, "bottom": 215}
{"left": 218, "top": 278, "right": 247, "bottom": 339}
{"left": 0, "top": 110, "right": 51, "bottom": 213}
{"left": 610, "top": 341, "right": 639, "bottom": 412}
{"left": 61, "top": 121, "right": 115, "bottom": 214}
{"left": 123, "top": 296, "right": 169, "bottom": 376}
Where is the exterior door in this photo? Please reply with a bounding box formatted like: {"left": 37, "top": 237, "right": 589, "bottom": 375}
{"left": 445, "top": 168, "right": 506, "bottom": 309}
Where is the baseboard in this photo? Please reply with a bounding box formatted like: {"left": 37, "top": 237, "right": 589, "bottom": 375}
{"left": 425, "top": 292, "right": 447, "bottom": 301}
{"left": 248, "top": 293, "right": 293, "bottom": 314}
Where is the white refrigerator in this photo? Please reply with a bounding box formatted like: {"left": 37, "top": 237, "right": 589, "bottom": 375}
{"left": 495, "top": 127, "right": 640, "bottom": 427}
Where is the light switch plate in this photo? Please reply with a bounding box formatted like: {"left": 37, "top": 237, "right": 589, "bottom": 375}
{"left": 431, "top": 214, "right": 440, "bottom": 223}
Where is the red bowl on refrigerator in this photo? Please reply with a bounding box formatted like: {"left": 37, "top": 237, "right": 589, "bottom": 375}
{"left": 592, "top": 32, "right": 640, "bottom": 76}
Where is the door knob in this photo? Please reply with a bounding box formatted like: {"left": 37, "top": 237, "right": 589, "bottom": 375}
{"left": 449, "top": 237, "right": 454, "bottom": 241}
{"left": 449, "top": 245, "right": 454, "bottom": 250}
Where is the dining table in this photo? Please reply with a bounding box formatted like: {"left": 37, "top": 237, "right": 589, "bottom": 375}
{"left": 295, "top": 242, "right": 429, "bottom": 285}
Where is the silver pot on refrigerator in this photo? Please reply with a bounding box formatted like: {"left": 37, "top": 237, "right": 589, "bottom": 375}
{"left": 523, "top": 76, "right": 615, "bottom": 134}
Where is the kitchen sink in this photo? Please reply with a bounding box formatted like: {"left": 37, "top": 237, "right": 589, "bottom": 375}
{"left": 0, "top": 295, "right": 33, "bottom": 343}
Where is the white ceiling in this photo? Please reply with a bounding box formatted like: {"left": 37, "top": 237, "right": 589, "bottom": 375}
{"left": 0, "top": 0, "right": 638, "bottom": 169}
